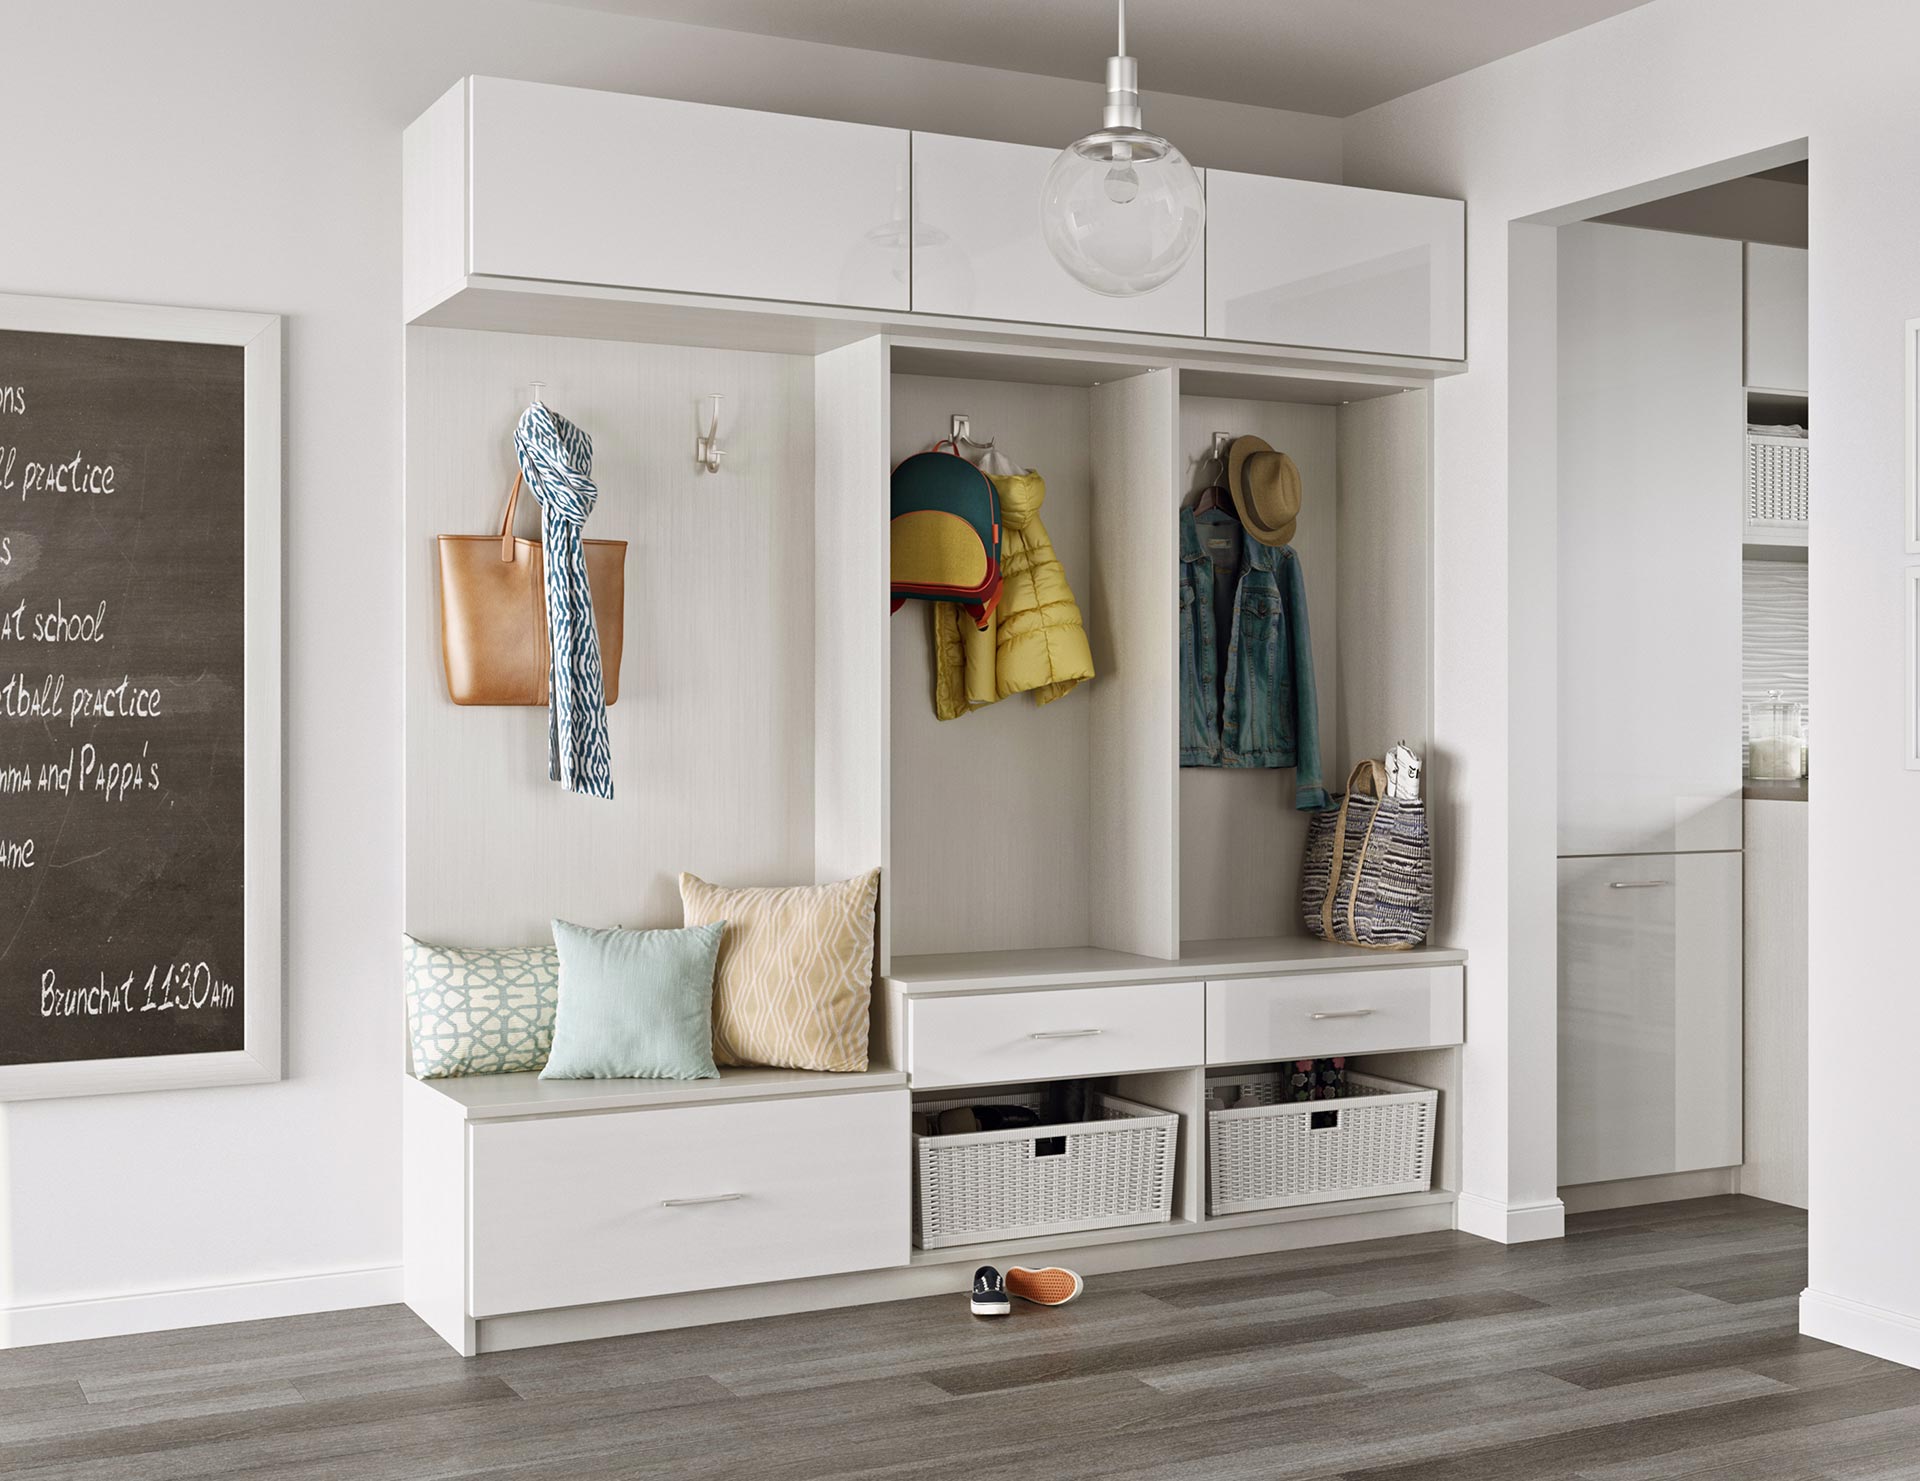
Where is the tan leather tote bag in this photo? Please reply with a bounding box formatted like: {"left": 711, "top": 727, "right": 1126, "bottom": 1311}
{"left": 437, "top": 474, "right": 626, "bottom": 706}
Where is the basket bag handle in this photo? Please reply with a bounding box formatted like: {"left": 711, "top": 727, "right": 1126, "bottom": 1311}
{"left": 1319, "top": 759, "right": 1388, "bottom": 945}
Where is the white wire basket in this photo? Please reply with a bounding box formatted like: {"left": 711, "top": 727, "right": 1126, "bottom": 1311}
{"left": 912, "top": 1090, "right": 1178, "bottom": 1250}
{"left": 1746, "top": 434, "right": 1809, "bottom": 528}
{"left": 1206, "top": 1070, "right": 1436, "bottom": 1216}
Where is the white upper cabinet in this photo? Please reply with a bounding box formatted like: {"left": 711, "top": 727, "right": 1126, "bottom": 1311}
{"left": 1557, "top": 223, "right": 1744, "bottom": 857}
{"left": 1745, "top": 243, "right": 1808, "bottom": 393}
{"left": 1205, "top": 173, "right": 1466, "bottom": 359}
{"left": 462, "top": 78, "right": 912, "bottom": 311}
{"left": 909, "top": 132, "right": 1205, "bottom": 337}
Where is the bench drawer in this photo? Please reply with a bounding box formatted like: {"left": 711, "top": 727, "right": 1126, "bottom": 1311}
{"left": 1205, "top": 966, "right": 1463, "bottom": 1063}
{"left": 468, "top": 1089, "right": 907, "bottom": 1316}
{"left": 907, "top": 981, "right": 1203, "bottom": 1089}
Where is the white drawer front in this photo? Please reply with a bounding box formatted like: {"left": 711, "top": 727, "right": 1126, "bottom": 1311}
{"left": 468, "top": 1090, "right": 907, "bottom": 1317}
{"left": 1205, "top": 966, "right": 1463, "bottom": 1063}
{"left": 908, "top": 982, "right": 1203, "bottom": 1089}
{"left": 468, "top": 78, "right": 911, "bottom": 311}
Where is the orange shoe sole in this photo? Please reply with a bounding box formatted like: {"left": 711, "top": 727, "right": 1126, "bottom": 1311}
{"left": 1006, "top": 1266, "right": 1083, "bottom": 1306}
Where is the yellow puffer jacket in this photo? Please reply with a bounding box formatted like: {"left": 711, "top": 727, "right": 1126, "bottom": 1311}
{"left": 933, "top": 470, "right": 1094, "bottom": 720}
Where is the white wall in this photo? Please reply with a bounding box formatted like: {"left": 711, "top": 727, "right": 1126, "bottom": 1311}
{"left": 1343, "top": 0, "right": 1920, "bottom": 1360}
{"left": 0, "top": 0, "right": 1340, "bottom": 1343}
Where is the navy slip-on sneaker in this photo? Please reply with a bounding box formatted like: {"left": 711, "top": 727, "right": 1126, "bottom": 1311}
{"left": 970, "top": 1265, "right": 1010, "bottom": 1318}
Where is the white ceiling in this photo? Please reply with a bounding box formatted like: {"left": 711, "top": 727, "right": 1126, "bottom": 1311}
{"left": 551, "top": 0, "right": 1657, "bottom": 117}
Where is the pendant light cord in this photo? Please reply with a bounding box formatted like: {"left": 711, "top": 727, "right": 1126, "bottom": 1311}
{"left": 1116, "top": 0, "right": 1127, "bottom": 57}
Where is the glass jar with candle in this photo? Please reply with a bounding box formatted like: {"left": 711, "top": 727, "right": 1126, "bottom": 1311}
{"left": 1748, "top": 691, "right": 1806, "bottom": 781}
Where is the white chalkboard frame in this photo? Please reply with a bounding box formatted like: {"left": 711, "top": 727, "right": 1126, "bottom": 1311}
{"left": 0, "top": 293, "right": 283, "bottom": 1101}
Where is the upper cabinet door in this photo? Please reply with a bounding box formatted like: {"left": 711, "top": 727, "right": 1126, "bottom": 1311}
{"left": 467, "top": 79, "right": 911, "bottom": 311}
{"left": 1557, "top": 224, "right": 1744, "bottom": 857}
{"left": 1205, "top": 174, "right": 1465, "bottom": 359}
{"left": 1745, "top": 243, "right": 1808, "bottom": 393}
{"left": 909, "top": 133, "right": 1204, "bottom": 336}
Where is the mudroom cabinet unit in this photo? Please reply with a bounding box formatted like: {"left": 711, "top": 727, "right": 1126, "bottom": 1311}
{"left": 402, "top": 78, "right": 1468, "bottom": 1356}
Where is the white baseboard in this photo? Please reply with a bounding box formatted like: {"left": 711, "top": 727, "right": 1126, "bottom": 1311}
{"left": 1455, "top": 1191, "right": 1566, "bottom": 1244}
{"left": 1559, "top": 1167, "right": 1738, "bottom": 1215}
{"left": 1801, "top": 1287, "right": 1920, "bottom": 1372}
{"left": 0, "top": 1265, "right": 403, "bottom": 1349}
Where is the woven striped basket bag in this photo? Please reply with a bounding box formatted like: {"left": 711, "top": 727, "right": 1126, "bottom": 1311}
{"left": 1299, "top": 758, "right": 1433, "bottom": 949}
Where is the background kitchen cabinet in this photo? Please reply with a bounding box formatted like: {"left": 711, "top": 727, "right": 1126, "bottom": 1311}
{"left": 1205, "top": 173, "right": 1465, "bottom": 358}
{"left": 1558, "top": 851, "right": 1743, "bottom": 1187}
{"left": 909, "top": 132, "right": 1204, "bottom": 336}
{"left": 1557, "top": 222, "right": 1743, "bottom": 858}
{"left": 1745, "top": 243, "right": 1809, "bottom": 394}
{"left": 466, "top": 78, "right": 911, "bottom": 310}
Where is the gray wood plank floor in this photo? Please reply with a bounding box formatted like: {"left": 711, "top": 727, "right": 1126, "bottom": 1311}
{"left": 2, "top": 1196, "right": 1914, "bottom": 1480}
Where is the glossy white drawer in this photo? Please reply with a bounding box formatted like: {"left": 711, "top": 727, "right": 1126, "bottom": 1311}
{"left": 907, "top": 981, "right": 1203, "bottom": 1089}
{"left": 468, "top": 1090, "right": 907, "bottom": 1316}
{"left": 1205, "top": 966, "right": 1464, "bottom": 1063}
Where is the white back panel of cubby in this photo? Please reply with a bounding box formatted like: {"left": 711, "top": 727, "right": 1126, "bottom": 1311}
{"left": 887, "top": 374, "right": 1096, "bottom": 956}
{"left": 404, "top": 327, "right": 817, "bottom": 945}
{"left": 1177, "top": 395, "right": 1341, "bottom": 943}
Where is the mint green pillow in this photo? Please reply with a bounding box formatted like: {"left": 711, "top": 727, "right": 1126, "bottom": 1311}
{"left": 403, "top": 936, "right": 559, "bottom": 1078}
{"left": 542, "top": 919, "right": 726, "bottom": 1081}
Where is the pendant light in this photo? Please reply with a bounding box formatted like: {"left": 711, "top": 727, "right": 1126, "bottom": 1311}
{"left": 1041, "top": 0, "right": 1205, "bottom": 297}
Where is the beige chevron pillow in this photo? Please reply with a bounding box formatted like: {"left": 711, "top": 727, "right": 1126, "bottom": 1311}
{"left": 679, "top": 869, "right": 879, "bottom": 1072}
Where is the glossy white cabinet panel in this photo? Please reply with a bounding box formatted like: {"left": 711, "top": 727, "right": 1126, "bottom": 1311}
{"left": 1205, "top": 966, "right": 1464, "bottom": 1064}
{"left": 467, "top": 78, "right": 911, "bottom": 310}
{"left": 909, "top": 132, "right": 1204, "bottom": 336}
{"left": 1557, "top": 224, "right": 1743, "bottom": 856}
{"left": 1745, "top": 243, "right": 1808, "bottom": 393}
{"left": 1557, "top": 852, "right": 1742, "bottom": 1188}
{"left": 906, "top": 982, "right": 1202, "bottom": 1089}
{"left": 1205, "top": 173, "right": 1465, "bottom": 358}
{"left": 468, "top": 1090, "right": 908, "bottom": 1316}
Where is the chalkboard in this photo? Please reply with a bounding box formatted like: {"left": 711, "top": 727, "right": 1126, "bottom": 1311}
{"left": 0, "top": 296, "right": 282, "bottom": 1099}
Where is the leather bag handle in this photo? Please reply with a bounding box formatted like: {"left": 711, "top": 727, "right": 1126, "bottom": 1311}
{"left": 498, "top": 473, "right": 524, "bottom": 563}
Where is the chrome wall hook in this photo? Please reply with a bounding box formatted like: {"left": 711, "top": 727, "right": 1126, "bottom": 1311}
{"left": 950, "top": 413, "right": 993, "bottom": 451}
{"left": 697, "top": 393, "right": 724, "bottom": 473}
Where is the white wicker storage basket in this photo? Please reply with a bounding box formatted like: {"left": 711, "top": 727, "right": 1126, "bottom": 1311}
{"left": 1206, "top": 1071, "right": 1436, "bottom": 1216}
{"left": 912, "top": 1090, "right": 1178, "bottom": 1250}
{"left": 1746, "top": 434, "right": 1809, "bottom": 528}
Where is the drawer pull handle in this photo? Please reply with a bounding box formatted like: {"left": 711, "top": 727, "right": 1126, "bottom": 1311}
{"left": 1607, "top": 879, "right": 1671, "bottom": 890}
{"left": 660, "top": 1193, "right": 745, "bottom": 1208}
{"left": 1309, "top": 1009, "right": 1375, "bottom": 1021}
{"left": 1028, "top": 1028, "right": 1105, "bottom": 1040}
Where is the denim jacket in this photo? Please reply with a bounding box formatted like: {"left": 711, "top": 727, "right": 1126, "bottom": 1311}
{"left": 1179, "top": 509, "right": 1327, "bottom": 809}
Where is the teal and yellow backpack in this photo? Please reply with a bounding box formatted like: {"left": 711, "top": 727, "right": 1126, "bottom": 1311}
{"left": 889, "top": 442, "right": 1002, "bottom": 629}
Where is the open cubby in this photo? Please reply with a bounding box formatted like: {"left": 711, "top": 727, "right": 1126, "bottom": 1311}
{"left": 877, "top": 342, "right": 1432, "bottom": 972}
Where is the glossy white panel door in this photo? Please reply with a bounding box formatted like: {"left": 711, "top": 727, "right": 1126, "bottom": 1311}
{"left": 468, "top": 78, "right": 911, "bottom": 310}
{"left": 909, "top": 132, "right": 1204, "bottom": 336}
{"left": 1558, "top": 852, "right": 1742, "bottom": 1188}
{"left": 1205, "top": 174, "right": 1464, "bottom": 358}
{"left": 1558, "top": 223, "right": 1743, "bottom": 856}
{"left": 1745, "top": 243, "right": 1809, "bottom": 393}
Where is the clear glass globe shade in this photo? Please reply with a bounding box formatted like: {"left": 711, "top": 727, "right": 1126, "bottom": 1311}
{"left": 1041, "top": 134, "right": 1204, "bottom": 296}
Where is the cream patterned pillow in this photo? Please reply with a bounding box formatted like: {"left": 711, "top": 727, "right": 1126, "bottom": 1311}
{"left": 679, "top": 870, "right": 879, "bottom": 1072}
{"left": 403, "top": 936, "right": 559, "bottom": 1078}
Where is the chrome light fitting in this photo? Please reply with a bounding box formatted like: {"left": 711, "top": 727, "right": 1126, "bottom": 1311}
{"left": 1041, "top": 0, "right": 1205, "bottom": 297}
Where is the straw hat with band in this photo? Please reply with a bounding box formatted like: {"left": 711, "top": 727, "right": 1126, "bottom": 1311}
{"left": 1226, "top": 435, "right": 1301, "bottom": 548}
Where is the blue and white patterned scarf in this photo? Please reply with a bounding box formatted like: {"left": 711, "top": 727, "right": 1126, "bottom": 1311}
{"left": 515, "top": 403, "right": 613, "bottom": 799}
